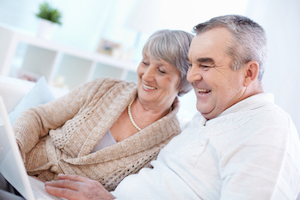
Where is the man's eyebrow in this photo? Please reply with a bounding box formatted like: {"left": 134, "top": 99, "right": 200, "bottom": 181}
{"left": 196, "top": 57, "right": 214, "bottom": 64}
{"left": 186, "top": 57, "right": 215, "bottom": 65}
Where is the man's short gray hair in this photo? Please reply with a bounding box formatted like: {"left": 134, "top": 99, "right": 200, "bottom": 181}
{"left": 142, "top": 29, "right": 194, "bottom": 96}
{"left": 193, "top": 15, "right": 268, "bottom": 81}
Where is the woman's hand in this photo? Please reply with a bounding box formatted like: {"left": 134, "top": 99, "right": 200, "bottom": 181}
{"left": 45, "top": 174, "right": 115, "bottom": 200}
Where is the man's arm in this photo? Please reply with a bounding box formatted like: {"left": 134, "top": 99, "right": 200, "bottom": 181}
{"left": 45, "top": 174, "right": 115, "bottom": 200}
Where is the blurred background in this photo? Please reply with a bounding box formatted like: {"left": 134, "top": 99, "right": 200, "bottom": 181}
{"left": 0, "top": 0, "right": 299, "bottom": 131}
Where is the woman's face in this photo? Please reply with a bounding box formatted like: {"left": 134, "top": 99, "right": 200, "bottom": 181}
{"left": 137, "top": 52, "right": 181, "bottom": 109}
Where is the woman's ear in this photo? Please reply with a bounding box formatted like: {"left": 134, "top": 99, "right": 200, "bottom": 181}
{"left": 243, "top": 61, "right": 260, "bottom": 87}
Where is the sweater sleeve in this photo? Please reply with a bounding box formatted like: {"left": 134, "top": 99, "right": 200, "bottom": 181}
{"left": 12, "top": 78, "right": 109, "bottom": 160}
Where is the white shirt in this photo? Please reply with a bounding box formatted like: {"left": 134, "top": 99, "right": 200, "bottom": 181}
{"left": 112, "top": 93, "right": 300, "bottom": 200}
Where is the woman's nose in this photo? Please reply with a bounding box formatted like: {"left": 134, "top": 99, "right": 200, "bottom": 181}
{"left": 142, "top": 67, "right": 155, "bottom": 81}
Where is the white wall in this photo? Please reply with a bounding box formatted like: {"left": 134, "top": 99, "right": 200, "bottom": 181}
{"left": 0, "top": 0, "right": 118, "bottom": 51}
{"left": 245, "top": 0, "right": 300, "bottom": 132}
{"left": 51, "top": 0, "right": 118, "bottom": 51}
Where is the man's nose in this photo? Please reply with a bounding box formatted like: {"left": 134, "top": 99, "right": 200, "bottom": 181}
{"left": 187, "top": 65, "right": 202, "bottom": 83}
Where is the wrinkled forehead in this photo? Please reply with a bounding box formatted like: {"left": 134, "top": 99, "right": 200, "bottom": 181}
{"left": 188, "top": 28, "right": 233, "bottom": 61}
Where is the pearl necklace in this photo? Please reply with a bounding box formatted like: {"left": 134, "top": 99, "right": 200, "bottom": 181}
{"left": 128, "top": 98, "right": 141, "bottom": 131}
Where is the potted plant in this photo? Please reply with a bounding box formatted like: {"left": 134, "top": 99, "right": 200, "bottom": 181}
{"left": 36, "top": 2, "right": 62, "bottom": 39}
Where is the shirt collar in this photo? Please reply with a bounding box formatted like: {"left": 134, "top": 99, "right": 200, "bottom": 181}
{"left": 219, "top": 92, "right": 274, "bottom": 118}
{"left": 191, "top": 93, "right": 274, "bottom": 126}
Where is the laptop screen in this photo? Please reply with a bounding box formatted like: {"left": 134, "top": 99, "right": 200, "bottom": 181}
{"left": 0, "top": 96, "right": 35, "bottom": 200}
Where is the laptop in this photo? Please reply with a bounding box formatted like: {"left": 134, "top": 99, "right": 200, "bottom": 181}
{"left": 0, "top": 96, "right": 63, "bottom": 200}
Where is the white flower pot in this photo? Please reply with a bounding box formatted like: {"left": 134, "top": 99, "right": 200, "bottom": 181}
{"left": 36, "top": 18, "right": 58, "bottom": 39}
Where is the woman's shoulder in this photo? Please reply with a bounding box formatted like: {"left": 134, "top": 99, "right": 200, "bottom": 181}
{"left": 79, "top": 77, "right": 137, "bottom": 104}
{"left": 92, "top": 77, "right": 137, "bottom": 88}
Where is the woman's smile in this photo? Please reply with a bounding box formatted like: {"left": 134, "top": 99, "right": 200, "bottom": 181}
{"left": 142, "top": 83, "right": 157, "bottom": 91}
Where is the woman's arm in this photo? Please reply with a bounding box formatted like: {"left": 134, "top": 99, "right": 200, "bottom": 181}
{"left": 13, "top": 79, "right": 106, "bottom": 159}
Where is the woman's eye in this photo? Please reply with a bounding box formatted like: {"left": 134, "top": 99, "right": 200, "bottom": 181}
{"left": 158, "top": 68, "right": 166, "bottom": 74}
{"left": 142, "top": 61, "right": 149, "bottom": 65}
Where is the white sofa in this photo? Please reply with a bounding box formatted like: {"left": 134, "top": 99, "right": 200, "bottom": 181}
{"left": 0, "top": 76, "right": 68, "bottom": 115}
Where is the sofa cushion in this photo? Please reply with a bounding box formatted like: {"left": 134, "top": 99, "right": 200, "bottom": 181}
{"left": 8, "top": 76, "right": 55, "bottom": 123}
{"left": 0, "top": 76, "right": 34, "bottom": 113}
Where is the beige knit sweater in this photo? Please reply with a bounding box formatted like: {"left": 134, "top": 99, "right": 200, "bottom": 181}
{"left": 13, "top": 77, "right": 181, "bottom": 191}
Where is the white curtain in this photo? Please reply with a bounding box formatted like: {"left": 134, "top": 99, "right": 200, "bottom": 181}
{"left": 245, "top": 0, "right": 300, "bottom": 132}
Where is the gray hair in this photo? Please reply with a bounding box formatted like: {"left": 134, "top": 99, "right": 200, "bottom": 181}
{"left": 142, "top": 29, "right": 194, "bottom": 96}
{"left": 193, "top": 15, "right": 268, "bottom": 81}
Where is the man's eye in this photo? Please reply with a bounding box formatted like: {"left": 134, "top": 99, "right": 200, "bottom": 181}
{"left": 201, "top": 65, "right": 210, "bottom": 68}
{"left": 142, "top": 61, "right": 149, "bottom": 65}
{"left": 200, "top": 65, "right": 212, "bottom": 70}
{"left": 188, "top": 63, "right": 192, "bottom": 67}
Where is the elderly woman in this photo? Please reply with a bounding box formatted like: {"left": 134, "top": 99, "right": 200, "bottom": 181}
{"left": 12, "top": 29, "right": 193, "bottom": 192}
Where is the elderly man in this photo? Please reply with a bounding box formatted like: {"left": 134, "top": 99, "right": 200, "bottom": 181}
{"left": 45, "top": 15, "right": 300, "bottom": 200}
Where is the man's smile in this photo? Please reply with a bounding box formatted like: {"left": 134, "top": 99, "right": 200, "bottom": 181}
{"left": 197, "top": 88, "right": 211, "bottom": 93}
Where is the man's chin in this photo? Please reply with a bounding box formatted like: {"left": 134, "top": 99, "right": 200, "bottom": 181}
{"left": 197, "top": 108, "right": 215, "bottom": 120}
{"left": 196, "top": 105, "right": 210, "bottom": 114}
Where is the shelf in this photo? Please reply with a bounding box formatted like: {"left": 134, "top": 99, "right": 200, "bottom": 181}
{"left": 0, "top": 26, "right": 138, "bottom": 90}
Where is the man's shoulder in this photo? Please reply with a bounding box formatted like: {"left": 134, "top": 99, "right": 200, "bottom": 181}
{"left": 232, "top": 92, "right": 291, "bottom": 126}
{"left": 243, "top": 97, "right": 291, "bottom": 127}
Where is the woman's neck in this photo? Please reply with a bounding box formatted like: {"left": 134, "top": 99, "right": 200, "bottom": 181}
{"left": 130, "top": 97, "right": 173, "bottom": 129}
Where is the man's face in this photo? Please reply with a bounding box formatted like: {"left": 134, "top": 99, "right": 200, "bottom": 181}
{"left": 187, "top": 27, "right": 247, "bottom": 120}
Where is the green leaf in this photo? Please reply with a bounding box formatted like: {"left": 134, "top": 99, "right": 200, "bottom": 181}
{"left": 36, "top": 2, "right": 62, "bottom": 25}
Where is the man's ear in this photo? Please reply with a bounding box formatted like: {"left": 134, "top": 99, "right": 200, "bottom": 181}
{"left": 243, "top": 61, "right": 260, "bottom": 87}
